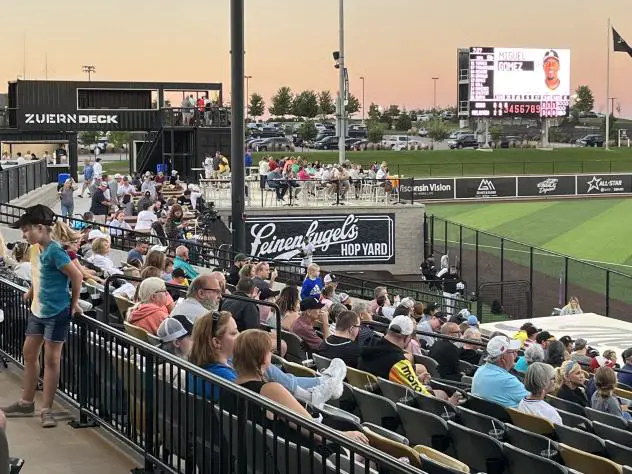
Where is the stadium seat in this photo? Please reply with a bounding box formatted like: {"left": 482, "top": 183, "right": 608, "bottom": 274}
{"left": 313, "top": 403, "right": 362, "bottom": 431}
{"left": 377, "top": 377, "right": 417, "bottom": 404}
{"left": 264, "top": 429, "right": 338, "bottom": 474}
{"left": 113, "top": 295, "right": 134, "bottom": 322}
{"left": 584, "top": 406, "right": 630, "bottom": 430}
{"left": 554, "top": 424, "right": 606, "bottom": 456}
{"left": 351, "top": 387, "right": 401, "bottom": 432}
{"left": 362, "top": 422, "right": 409, "bottom": 445}
{"left": 457, "top": 360, "right": 475, "bottom": 376}
{"left": 554, "top": 409, "right": 592, "bottom": 430}
{"left": 413, "top": 445, "right": 470, "bottom": 473}
{"left": 415, "top": 393, "right": 458, "bottom": 419}
{"left": 545, "top": 395, "right": 586, "bottom": 416}
{"left": 447, "top": 420, "right": 505, "bottom": 474}
{"left": 414, "top": 354, "right": 441, "bottom": 378}
{"left": 623, "top": 465, "right": 632, "bottom": 474}
{"left": 282, "top": 360, "right": 317, "bottom": 378}
{"left": 618, "top": 382, "right": 632, "bottom": 391}
{"left": 345, "top": 367, "right": 378, "bottom": 391}
{"left": 605, "top": 440, "right": 632, "bottom": 467}
{"left": 280, "top": 330, "right": 307, "bottom": 363}
{"left": 558, "top": 443, "right": 623, "bottom": 474}
{"left": 397, "top": 403, "right": 452, "bottom": 453}
{"left": 506, "top": 407, "right": 556, "bottom": 437}
{"left": 362, "top": 425, "right": 422, "bottom": 469}
{"left": 592, "top": 420, "right": 632, "bottom": 446}
{"left": 123, "top": 321, "right": 149, "bottom": 342}
{"left": 456, "top": 406, "right": 505, "bottom": 437}
{"left": 462, "top": 395, "right": 512, "bottom": 423}
{"left": 504, "top": 423, "right": 559, "bottom": 458}
{"left": 614, "top": 388, "right": 632, "bottom": 400}
{"left": 502, "top": 443, "right": 568, "bottom": 474}
{"left": 312, "top": 353, "right": 331, "bottom": 372}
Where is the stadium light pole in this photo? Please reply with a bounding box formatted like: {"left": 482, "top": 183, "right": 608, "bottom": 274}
{"left": 245, "top": 75, "right": 252, "bottom": 121}
{"left": 230, "top": 0, "right": 246, "bottom": 253}
{"left": 432, "top": 77, "right": 439, "bottom": 110}
{"left": 337, "top": 0, "right": 346, "bottom": 165}
{"left": 82, "top": 65, "right": 96, "bottom": 81}
{"left": 360, "top": 76, "right": 366, "bottom": 126}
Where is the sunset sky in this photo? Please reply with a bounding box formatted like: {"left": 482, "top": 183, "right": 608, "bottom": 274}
{"left": 3, "top": 0, "right": 632, "bottom": 116}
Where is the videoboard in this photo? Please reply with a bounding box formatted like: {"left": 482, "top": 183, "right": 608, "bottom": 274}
{"left": 469, "top": 47, "right": 570, "bottom": 118}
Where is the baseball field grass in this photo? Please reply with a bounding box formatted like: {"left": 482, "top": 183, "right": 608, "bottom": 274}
{"left": 426, "top": 198, "right": 632, "bottom": 273}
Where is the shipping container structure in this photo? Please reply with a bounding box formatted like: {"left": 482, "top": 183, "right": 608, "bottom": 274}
{"left": 0, "top": 79, "right": 231, "bottom": 179}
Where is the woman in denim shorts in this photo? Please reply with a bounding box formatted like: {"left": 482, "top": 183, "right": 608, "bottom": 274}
{"left": 1, "top": 205, "right": 84, "bottom": 428}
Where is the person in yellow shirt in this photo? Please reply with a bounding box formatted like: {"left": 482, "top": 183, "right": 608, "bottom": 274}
{"left": 512, "top": 322, "right": 540, "bottom": 349}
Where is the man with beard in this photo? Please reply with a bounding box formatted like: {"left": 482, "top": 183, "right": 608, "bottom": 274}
{"left": 169, "top": 275, "right": 222, "bottom": 322}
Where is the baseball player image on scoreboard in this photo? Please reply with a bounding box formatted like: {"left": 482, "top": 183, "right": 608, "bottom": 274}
{"left": 543, "top": 49, "right": 561, "bottom": 91}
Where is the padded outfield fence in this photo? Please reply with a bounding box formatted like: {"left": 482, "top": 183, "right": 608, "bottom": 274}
{"left": 428, "top": 215, "right": 632, "bottom": 322}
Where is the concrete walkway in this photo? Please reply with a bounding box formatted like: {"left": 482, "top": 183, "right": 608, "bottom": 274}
{"left": 0, "top": 364, "right": 138, "bottom": 474}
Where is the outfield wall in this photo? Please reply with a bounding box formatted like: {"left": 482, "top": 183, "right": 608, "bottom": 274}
{"left": 399, "top": 173, "right": 632, "bottom": 201}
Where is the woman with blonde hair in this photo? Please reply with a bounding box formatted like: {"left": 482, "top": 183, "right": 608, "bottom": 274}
{"left": 228, "top": 329, "right": 367, "bottom": 449}
{"left": 554, "top": 360, "right": 588, "bottom": 407}
{"left": 88, "top": 237, "right": 122, "bottom": 276}
{"left": 126, "top": 277, "right": 170, "bottom": 335}
{"left": 189, "top": 314, "right": 346, "bottom": 408}
{"left": 238, "top": 263, "right": 255, "bottom": 280}
{"left": 301, "top": 263, "right": 324, "bottom": 300}
{"left": 144, "top": 250, "right": 168, "bottom": 280}
{"left": 52, "top": 219, "right": 103, "bottom": 284}
{"left": 58, "top": 178, "right": 77, "bottom": 218}
{"left": 560, "top": 296, "right": 583, "bottom": 316}
{"left": 0, "top": 229, "right": 15, "bottom": 265}
{"left": 10, "top": 242, "right": 32, "bottom": 281}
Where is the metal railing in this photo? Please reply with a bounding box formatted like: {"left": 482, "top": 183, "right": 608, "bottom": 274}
{"left": 161, "top": 106, "right": 231, "bottom": 128}
{"left": 0, "top": 202, "right": 468, "bottom": 311}
{"left": 0, "top": 158, "right": 47, "bottom": 203}
{"left": 0, "top": 107, "right": 16, "bottom": 128}
{"left": 0, "top": 276, "right": 420, "bottom": 474}
{"left": 428, "top": 215, "right": 632, "bottom": 321}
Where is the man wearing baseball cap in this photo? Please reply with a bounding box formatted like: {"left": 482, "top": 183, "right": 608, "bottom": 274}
{"left": 543, "top": 49, "right": 561, "bottom": 91}
{"left": 471, "top": 335, "right": 528, "bottom": 408}
{"left": 227, "top": 253, "right": 249, "bottom": 286}
{"left": 359, "top": 316, "right": 434, "bottom": 396}
{"left": 89, "top": 180, "right": 111, "bottom": 224}
{"left": 291, "top": 298, "right": 329, "bottom": 351}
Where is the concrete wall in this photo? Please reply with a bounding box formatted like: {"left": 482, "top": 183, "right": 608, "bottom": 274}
{"left": 241, "top": 204, "right": 426, "bottom": 275}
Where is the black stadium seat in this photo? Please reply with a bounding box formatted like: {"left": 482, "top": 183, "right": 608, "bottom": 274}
{"left": 584, "top": 406, "right": 630, "bottom": 430}
{"left": 462, "top": 395, "right": 512, "bottom": 423}
{"left": 456, "top": 406, "right": 505, "bottom": 437}
{"left": 554, "top": 424, "right": 606, "bottom": 456}
{"left": 351, "top": 387, "right": 401, "bottom": 433}
{"left": 502, "top": 442, "right": 567, "bottom": 474}
{"left": 396, "top": 403, "right": 453, "bottom": 453}
{"left": 447, "top": 420, "right": 505, "bottom": 474}
{"left": 592, "top": 420, "right": 632, "bottom": 446}
{"left": 504, "top": 423, "right": 559, "bottom": 458}
{"left": 605, "top": 440, "right": 632, "bottom": 466}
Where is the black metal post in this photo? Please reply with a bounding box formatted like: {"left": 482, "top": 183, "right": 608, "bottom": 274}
{"left": 411, "top": 177, "right": 415, "bottom": 205}
{"left": 230, "top": 0, "right": 246, "bottom": 253}
{"left": 605, "top": 270, "right": 610, "bottom": 317}
{"left": 564, "top": 257, "right": 569, "bottom": 306}
{"left": 68, "top": 134, "right": 79, "bottom": 181}
{"left": 529, "top": 247, "right": 534, "bottom": 316}
{"left": 475, "top": 230, "right": 479, "bottom": 291}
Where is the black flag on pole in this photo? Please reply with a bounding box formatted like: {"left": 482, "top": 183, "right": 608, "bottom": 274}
{"left": 613, "top": 27, "right": 632, "bottom": 57}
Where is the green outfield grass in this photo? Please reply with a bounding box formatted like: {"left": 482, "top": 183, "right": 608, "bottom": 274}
{"left": 426, "top": 198, "right": 632, "bottom": 272}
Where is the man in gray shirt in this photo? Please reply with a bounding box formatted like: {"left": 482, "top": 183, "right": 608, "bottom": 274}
{"left": 170, "top": 275, "right": 222, "bottom": 322}
{"left": 570, "top": 338, "right": 593, "bottom": 365}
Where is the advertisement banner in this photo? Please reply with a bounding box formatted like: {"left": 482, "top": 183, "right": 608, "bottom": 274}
{"left": 455, "top": 177, "right": 517, "bottom": 199}
{"left": 517, "top": 175, "right": 575, "bottom": 197}
{"left": 576, "top": 174, "right": 632, "bottom": 195}
{"left": 245, "top": 213, "right": 395, "bottom": 264}
{"left": 398, "top": 178, "right": 455, "bottom": 201}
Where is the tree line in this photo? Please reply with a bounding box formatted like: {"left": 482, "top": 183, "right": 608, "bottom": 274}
{"left": 248, "top": 87, "right": 359, "bottom": 120}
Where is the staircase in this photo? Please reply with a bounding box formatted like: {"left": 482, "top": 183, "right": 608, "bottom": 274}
{"left": 135, "top": 127, "right": 162, "bottom": 174}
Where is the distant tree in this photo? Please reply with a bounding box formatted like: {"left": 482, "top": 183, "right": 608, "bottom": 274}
{"left": 489, "top": 126, "right": 502, "bottom": 144}
{"left": 318, "top": 91, "right": 335, "bottom": 119}
{"left": 426, "top": 119, "right": 450, "bottom": 142}
{"left": 381, "top": 104, "right": 401, "bottom": 128}
{"left": 368, "top": 102, "right": 381, "bottom": 122}
{"left": 345, "top": 94, "right": 360, "bottom": 116}
{"left": 268, "top": 87, "right": 293, "bottom": 117}
{"left": 574, "top": 85, "right": 594, "bottom": 114}
{"left": 109, "top": 131, "right": 131, "bottom": 154}
{"left": 78, "top": 131, "right": 100, "bottom": 148}
{"left": 367, "top": 122, "right": 386, "bottom": 144}
{"left": 298, "top": 120, "right": 318, "bottom": 142}
{"left": 292, "top": 90, "right": 319, "bottom": 119}
{"left": 248, "top": 93, "right": 265, "bottom": 119}
{"left": 395, "top": 112, "right": 412, "bottom": 132}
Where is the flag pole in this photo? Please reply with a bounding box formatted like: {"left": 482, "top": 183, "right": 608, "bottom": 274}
{"left": 606, "top": 17, "right": 611, "bottom": 150}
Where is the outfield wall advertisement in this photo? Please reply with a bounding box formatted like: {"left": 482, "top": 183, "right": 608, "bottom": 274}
{"left": 398, "top": 173, "right": 632, "bottom": 201}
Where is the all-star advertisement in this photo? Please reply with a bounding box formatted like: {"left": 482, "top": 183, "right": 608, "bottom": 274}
{"left": 245, "top": 213, "right": 396, "bottom": 264}
{"left": 517, "top": 175, "right": 575, "bottom": 196}
{"left": 455, "top": 177, "right": 517, "bottom": 199}
{"left": 578, "top": 175, "right": 632, "bottom": 194}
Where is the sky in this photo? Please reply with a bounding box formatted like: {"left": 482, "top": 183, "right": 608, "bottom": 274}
{"left": 2, "top": 0, "right": 632, "bottom": 116}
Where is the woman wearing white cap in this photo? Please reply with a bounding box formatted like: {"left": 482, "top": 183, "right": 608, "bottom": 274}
{"left": 58, "top": 178, "right": 77, "bottom": 218}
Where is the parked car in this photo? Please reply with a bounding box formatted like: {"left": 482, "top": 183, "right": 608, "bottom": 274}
{"left": 350, "top": 139, "right": 369, "bottom": 151}
{"left": 418, "top": 128, "right": 428, "bottom": 137}
{"left": 448, "top": 130, "right": 472, "bottom": 140}
{"left": 344, "top": 137, "right": 362, "bottom": 150}
{"left": 313, "top": 130, "right": 335, "bottom": 142}
{"left": 249, "top": 128, "right": 284, "bottom": 139}
{"left": 312, "top": 136, "right": 340, "bottom": 150}
{"left": 382, "top": 135, "right": 413, "bottom": 150}
{"left": 576, "top": 134, "right": 604, "bottom": 147}
{"left": 255, "top": 137, "right": 294, "bottom": 152}
{"left": 448, "top": 134, "right": 478, "bottom": 149}
{"left": 348, "top": 128, "right": 368, "bottom": 138}
{"left": 500, "top": 135, "right": 522, "bottom": 148}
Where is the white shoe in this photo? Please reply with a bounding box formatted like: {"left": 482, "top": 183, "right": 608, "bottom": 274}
{"left": 319, "top": 358, "right": 347, "bottom": 400}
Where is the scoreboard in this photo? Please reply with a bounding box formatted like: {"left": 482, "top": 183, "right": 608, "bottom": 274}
{"left": 469, "top": 47, "right": 571, "bottom": 118}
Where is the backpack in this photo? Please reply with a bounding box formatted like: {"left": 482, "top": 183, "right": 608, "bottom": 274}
{"left": 384, "top": 180, "right": 393, "bottom": 193}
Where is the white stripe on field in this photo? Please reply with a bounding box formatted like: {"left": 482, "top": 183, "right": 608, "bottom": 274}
{"left": 440, "top": 239, "right": 632, "bottom": 270}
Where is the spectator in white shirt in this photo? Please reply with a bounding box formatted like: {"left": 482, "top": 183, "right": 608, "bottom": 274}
{"left": 108, "top": 211, "right": 132, "bottom": 237}
{"left": 140, "top": 173, "right": 157, "bottom": 200}
{"left": 376, "top": 161, "right": 388, "bottom": 181}
{"left": 135, "top": 202, "right": 158, "bottom": 231}
{"left": 92, "top": 158, "right": 103, "bottom": 179}
{"left": 117, "top": 176, "right": 136, "bottom": 198}
{"left": 517, "top": 362, "right": 563, "bottom": 425}
{"left": 88, "top": 237, "right": 122, "bottom": 277}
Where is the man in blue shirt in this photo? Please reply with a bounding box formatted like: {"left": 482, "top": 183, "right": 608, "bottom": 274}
{"left": 173, "top": 245, "right": 199, "bottom": 280}
{"left": 472, "top": 335, "right": 528, "bottom": 408}
{"left": 620, "top": 348, "right": 632, "bottom": 388}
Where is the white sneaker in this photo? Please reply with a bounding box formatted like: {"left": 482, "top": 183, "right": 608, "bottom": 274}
{"left": 309, "top": 378, "right": 337, "bottom": 408}
{"left": 319, "top": 358, "right": 347, "bottom": 400}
